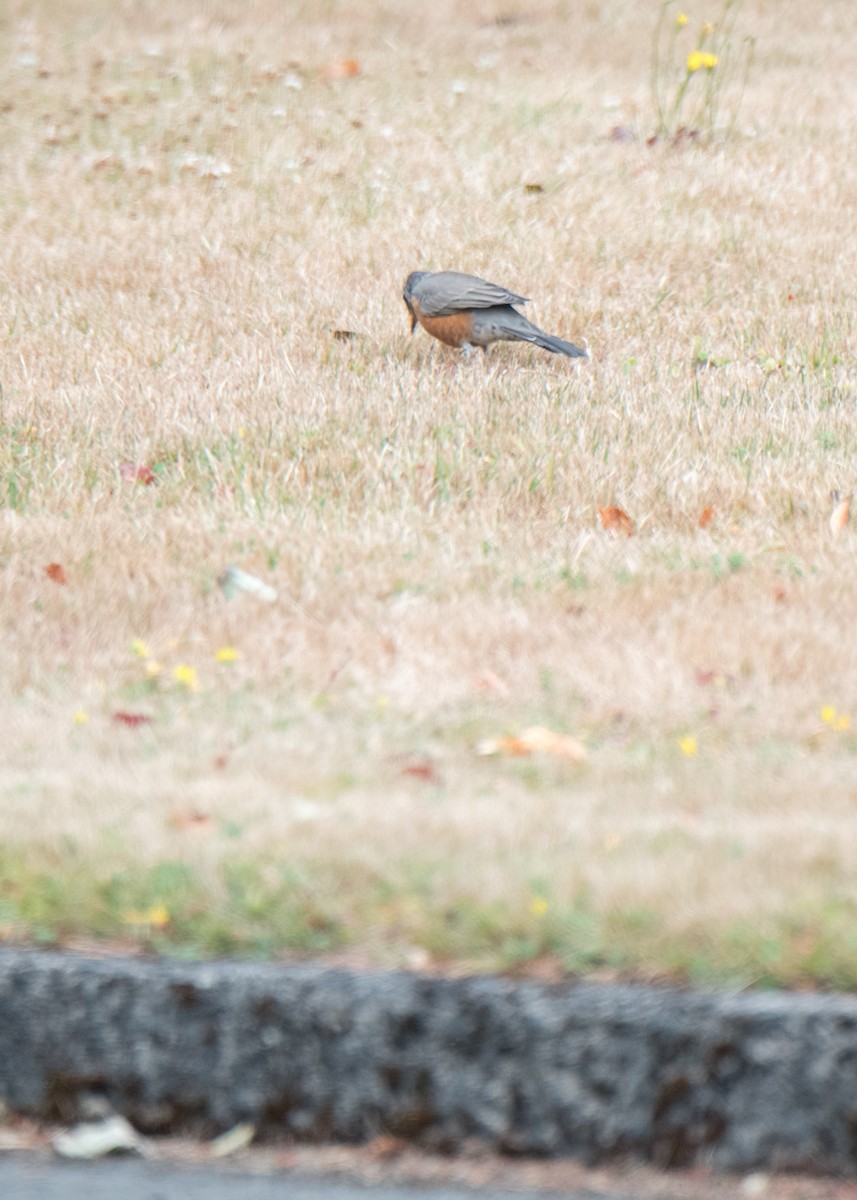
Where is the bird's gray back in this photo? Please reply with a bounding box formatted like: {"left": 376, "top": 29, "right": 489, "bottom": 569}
{"left": 412, "top": 271, "right": 529, "bottom": 317}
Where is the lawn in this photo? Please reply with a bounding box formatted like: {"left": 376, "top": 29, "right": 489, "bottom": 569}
{"left": 1, "top": 0, "right": 856, "bottom": 988}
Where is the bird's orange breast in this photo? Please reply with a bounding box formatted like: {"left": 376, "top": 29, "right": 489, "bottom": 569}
{"left": 413, "top": 308, "right": 475, "bottom": 348}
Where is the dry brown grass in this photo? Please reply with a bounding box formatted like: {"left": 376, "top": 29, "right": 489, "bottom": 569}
{"left": 2, "top": 0, "right": 857, "bottom": 985}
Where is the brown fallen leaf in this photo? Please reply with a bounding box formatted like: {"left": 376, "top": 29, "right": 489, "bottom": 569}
{"left": 400, "top": 759, "right": 441, "bottom": 785}
{"left": 598, "top": 506, "right": 634, "bottom": 536}
{"left": 169, "top": 808, "right": 214, "bottom": 832}
{"left": 120, "top": 462, "right": 156, "bottom": 486}
{"left": 829, "top": 490, "right": 851, "bottom": 537}
{"left": 472, "top": 669, "right": 510, "bottom": 696}
{"left": 693, "top": 668, "right": 734, "bottom": 690}
{"left": 523, "top": 182, "right": 544, "bottom": 194}
{"left": 44, "top": 562, "right": 68, "bottom": 585}
{"left": 477, "top": 725, "right": 587, "bottom": 763}
{"left": 698, "top": 505, "right": 715, "bottom": 529}
{"left": 322, "top": 59, "right": 360, "bottom": 82}
{"left": 332, "top": 329, "right": 358, "bottom": 341}
{"left": 366, "top": 1135, "right": 407, "bottom": 1161}
{"left": 112, "top": 711, "right": 154, "bottom": 727}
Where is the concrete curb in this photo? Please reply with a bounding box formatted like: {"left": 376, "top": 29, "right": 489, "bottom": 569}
{"left": 1, "top": 950, "right": 856, "bottom": 1174}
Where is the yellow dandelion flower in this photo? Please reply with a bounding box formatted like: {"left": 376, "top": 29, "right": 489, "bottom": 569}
{"left": 172, "top": 663, "right": 198, "bottom": 690}
{"left": 687, "top": 50, "right": 704, "bottom": 72}
{"left": 678, "top": 735, "right": 698, "bottom": 758}
{"left": 124, "top": 905, "right": 170, "bottom": 928}
{"left": 131, "top": 639, "right": 151, "bottom": 659}
{"left": 215, "top": 646, "right": 238, "bottom": 663}
{"left": 821, "top": 705, "right": 837, "bottom": 725}
{"left": 676, "top": 11, "right": 689, "bottom": 27}
{"left": 529, "top": 896, "right": 549, "bottom": 918}
{"left": 701, "top": 51, "right": 718, "bottom": 68}
{"left": 73, "top": 710, "right": 89, "bottom": 725}
{"left": 835, "top": 715, "right": 851, "bottom": 732}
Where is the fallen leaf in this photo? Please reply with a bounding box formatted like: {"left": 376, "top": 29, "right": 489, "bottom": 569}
{"left": 169, "top": 808, "right": 214, "bottom": 832}
{"left": 698, "top": 505, "right": 715, "bottom": 529}
{"left": 598, "top": 506, "right": 634, "bottom": 536}
{"left": 210, "top": 1123, "right": 255, "bottom": 1159}
{"left": 477, "top": 725, "right": 587, "bottom": 763}
{"left": 322, "top": 58, "right": 360, "bottom": 81}
{"left": 472, "top": 670, "right": 510, "bottom": 695}
{"left": 218, "top": 565, "right": 277, "bottom": 603}
{"left": 523, "top": 182, "right": 544, "bottom": 194}
{"left": 694, "top": 668, "right": 733, "bottom": 689}
{"left": 53, "top": 1116, "right": 144, "bottom": 1160}
{"left": 366, "top": 1135, "right": 407, "bottom": 1161}
{"left": 112, "top": 711, "right": 154, "bottom": 727}
{"left": 332, "top": 329, "right": 358, "bottom": 341}
{"left": 829, "top": 490, "right": 851, "bottom": 537}
{"left": 400, "top": 759, "right": 441, "bottom": 785}
{"left": 44, "top": 562, "right": 68, "bottom": 585}
{"left": 120, "top": 462, "right": 156, "bottom": 486}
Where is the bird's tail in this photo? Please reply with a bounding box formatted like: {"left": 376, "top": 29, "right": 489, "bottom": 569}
{"left": 500, "top": 315, "right": 588, "bottom": 359}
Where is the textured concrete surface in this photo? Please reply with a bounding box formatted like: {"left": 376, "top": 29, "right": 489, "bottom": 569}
{"left": 2, "top": 950, "right": 857, "bottom": 1174}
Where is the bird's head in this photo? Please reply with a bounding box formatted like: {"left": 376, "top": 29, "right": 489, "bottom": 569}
{"left": 402, "top": 271, "right": 430, "bottom": 333}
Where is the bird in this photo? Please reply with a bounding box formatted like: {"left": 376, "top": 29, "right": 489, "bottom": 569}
{"left": 402, "top": 270, "right": 587, "bottom": 360}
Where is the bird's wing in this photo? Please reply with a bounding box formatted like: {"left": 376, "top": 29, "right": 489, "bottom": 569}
{"left": 413, "top": 271, "right": 529, "bottom": 316}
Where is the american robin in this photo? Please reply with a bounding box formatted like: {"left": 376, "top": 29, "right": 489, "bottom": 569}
{"left": 402, "top": 270, "right": 587, "bottom": 359}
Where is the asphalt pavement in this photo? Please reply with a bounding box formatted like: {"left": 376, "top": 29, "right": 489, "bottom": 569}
{"left": 0, "top": 1157, "right": 633, "bottom": 1200}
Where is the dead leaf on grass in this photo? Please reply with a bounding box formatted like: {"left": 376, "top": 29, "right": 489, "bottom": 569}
{"left": 322, "top": 59, "right": 360, "bottom": 82}
{"left": 472, "top": 670, "right": 510, "bottom": 696}
{"left": 169, "top": 808, "right": 214, "bottom": 833}
{"left": 44, "top": 562, "right": 68, "bottom": 585}
{"left": 477, "top": 725, "right": 587, "bottom": 762}
{"left": 829, "top": 490, "right": 851, "bottom": 537}
{"left": 694, "top": 668, "right": 734, "bottom": 689}
{"left": 598, "top": 506, "right": 634, "bottom": 536}
{"left": 112, "top": 711, "right": 154, "bottom": 728}
{"left": 119, "top": 462, "right": 156, "bottom": 486}
{"left": 400, "top": 759, "right": 442, "bottom": 785}
{"left": 698, "top": 505, "right": 715, "bottom": 529}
